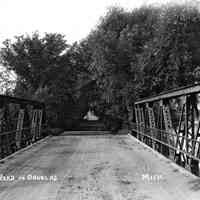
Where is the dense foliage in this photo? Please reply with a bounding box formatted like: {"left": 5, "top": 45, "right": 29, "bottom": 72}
{"left": 1, "top": 2, "right": 200, "bottom": 130}
{"left": 0, "top": 33, "right": 90, "bottom": 128}
{"left": 82, "top": 4, "right": 200, "bottom": 127}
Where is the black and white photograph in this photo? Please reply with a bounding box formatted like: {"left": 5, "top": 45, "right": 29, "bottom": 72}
{"left": 0, "top": 0, "right": 200, "bottom": 199}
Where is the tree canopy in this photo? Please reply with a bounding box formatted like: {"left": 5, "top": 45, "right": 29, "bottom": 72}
{"left": 1, "top": 2, "right": 200, "bottom": 130}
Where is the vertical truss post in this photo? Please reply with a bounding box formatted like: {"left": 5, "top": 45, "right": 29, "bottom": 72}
{"left": 196, "top": 95, "right": 200, "bottom": 159}
{"left": 0, "top": 100, "right": 4, "bottom": 158}
{"left": 163, "top": 100, "right": 175, "bottom": 160}
{"left": 139, "top": 105, "right": 145, "bottom": 142}
{"left": 135, "top": 105, "right": 139, "bottom": 124}
{"left": 37, "top": 109, "right": 43, "bottom": 139}
{"left": 174, "top": 101, "right": 185, "bottom": 165}
{"left": 176, "top": 97, "right": 187, "bottom": 166}
{"left": 183, "top": 95, "right": 198, "bottom": 173}
{"left": 143, "top": 105, "right": 149, "bottom": 145}
{"left": 188, "top": 95, "right": 199, "bottom": 175}
{"left": 134, "top": 105, "right": 139, "bottom": 138}
{"left": 23, "top": 106, "right": 31, "bottom": 145}
{"left": 4, "top": 104, "right": 11, "bottom": 155}
{"left": 185, "top": 96, "right": 189, "bottom": 164}
{"left": 136, "top": 105, "right": 141, "bottom": 139}
{"left": 16, "top": 107, "right": 25, "bottom": 149}
{"left": 146, "top": 103, "right": 156, "bottom": 149}
{"left": 31, "top": 108, "right": 38, "bottom": 142}
{"left": 184, "top": 95, "right": 194, "bottom": 171}
{"left": 137, "top": 105, "right": 142, "bottom": 140}
{"left": 159, "top": 100, "right": 169, "bottom": 157}
{"left": 0, "top": 101, "right": 11, "bottom": 157}
{"left": 158, "top": 100, "right": 164, "bottom": 154}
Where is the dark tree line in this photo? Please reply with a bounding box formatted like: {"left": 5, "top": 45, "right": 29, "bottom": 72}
{"left": 1, "top": 2, "right": 200, "bottom": 130}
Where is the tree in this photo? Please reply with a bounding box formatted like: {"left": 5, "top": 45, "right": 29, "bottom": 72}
{"left": 82, "top": 6, "right": 160, "bottom": 127}
{"left": 2, "top": 3, "right": 200, "bottom": 130}
{"left": 139, "top": 4, "right": 200, "bottom": 97}
{"left": 0, "top": 32, "right": 68, "bottom": 95}
{"left": 0, "top": 67, "right": 16, "bottom": 94}
{"left": 0, "top": 32, "right": 84, "bottom": 128}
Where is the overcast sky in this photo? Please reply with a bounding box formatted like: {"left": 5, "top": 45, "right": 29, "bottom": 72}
{"left": 0, "top": 0, "right": 183, "bottom": 45}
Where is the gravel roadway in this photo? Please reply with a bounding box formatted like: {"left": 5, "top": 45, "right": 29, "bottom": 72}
{"left": 0, "top": 132, "right": 200, "bottom": 200}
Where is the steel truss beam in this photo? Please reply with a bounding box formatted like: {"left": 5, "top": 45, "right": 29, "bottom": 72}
{"left": 135, "top": 84, "right": 200, "bottom": 104}
{"left": 134, "top": 84, "right": 200, "bottom": 176}
{"left": 0, "top": 95, "right": 46, "bottom": 159}
{"left": 0, "top": 94, "right": 44, "bottom": 107}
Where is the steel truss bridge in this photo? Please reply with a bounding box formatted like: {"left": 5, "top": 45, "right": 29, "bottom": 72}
{"left": 0, "top": 95, "right": 45, "bottom": 159}
{"left": 1, "top": 85, "right": 200, "bottom": 177}
{"left": 0, "top": 88, "right": 200, "bottom": 199}
{"left": 133, "top": 84, "right": 200, "bottom": 176}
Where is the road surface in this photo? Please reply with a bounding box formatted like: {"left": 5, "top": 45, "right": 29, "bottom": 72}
{"left": 0, "top": 132, "right": 200, "bottom": 200}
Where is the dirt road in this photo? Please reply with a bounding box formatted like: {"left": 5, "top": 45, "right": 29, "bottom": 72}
{"left": 0, "top": 133, "right": 200, "bottom": 200}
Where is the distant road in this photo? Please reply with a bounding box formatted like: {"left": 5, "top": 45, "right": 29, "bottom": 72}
{"left": 0, "top": 132, "right": 199, "bottom": 200}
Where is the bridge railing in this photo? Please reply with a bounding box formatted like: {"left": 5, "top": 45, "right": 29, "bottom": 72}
{"left": 133, "top": 84, "right": 200, "bottom": 176}
{"left": 132, "top": 123, "right": 200, "bottom": 160}
{"left": 0, "top": 95, "right": 46, "bottom": 159}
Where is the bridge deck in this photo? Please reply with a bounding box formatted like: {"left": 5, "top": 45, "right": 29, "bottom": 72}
{"left": 0, "top": 133, "right": 199, "bottom": 200}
